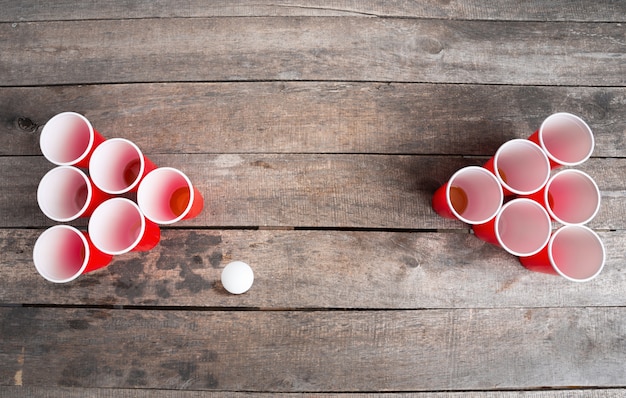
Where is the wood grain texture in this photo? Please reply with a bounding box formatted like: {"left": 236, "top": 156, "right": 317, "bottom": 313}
{"left": 1, "top": 83, "right": 624, "bottom": 157}
{"left": 1, "top": 18, "right": 625, "bottom": 86}
{"left": 2, "top": 387, "right": 626, "bottom": 398}
{"left": 1, "top": 229, "right": 624, "bottom": 309}
{"left": 1, "top": 307, "right": 624, "bottom": 391}
{"left": 1, "top": 155, "right": 623, "bottom": 229}
{"left": 2, "top": 0, "right": 626, "bottom": 22}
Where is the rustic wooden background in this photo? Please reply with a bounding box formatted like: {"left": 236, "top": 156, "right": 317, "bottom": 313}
{"left": 0, "top": 1, "right": 625, "bottom": 397}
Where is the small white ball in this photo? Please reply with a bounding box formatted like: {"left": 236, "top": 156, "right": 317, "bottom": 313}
{"left": 221, "top": 261, "right": 254, "bottom": 294}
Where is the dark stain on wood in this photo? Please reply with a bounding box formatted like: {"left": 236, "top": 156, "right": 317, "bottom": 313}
{"left": 67, "top": 319, "right": 89, "bottom": 330}
{"left": 155, "top": 280, "right": 171, "bottom": 299}
{"left": 59, "top": 354, "right": 97, "bottom": 387}
{"left": 126, "top": 368, "right": 148, "bottom": 386}
{"left": 112, "top": 258, "right": 148, "bottom": 302}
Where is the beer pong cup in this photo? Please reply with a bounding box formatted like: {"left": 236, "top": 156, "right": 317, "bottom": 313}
{"left": 528, "top": 112, "right": 594, "bottom": 168}
{"left": 519, "top": 225, "right": 605, "bottom": 282}
{"left": 483, "top": 139, "right": 550, "bottom": 195}
{"left": 88, "top": 198, "right": 160, "bottom": 255}
{"left": 137, "top": 167, "right": 204, "bottom": 224}
{"left": 37, "top": 166, "right": 110, "bottom": 222}
{"left": 432, "top": 166, "right": 503, "bottom": 224}
{"left": 89, "top": 138, "right": 157, "bottom": 194}
{"left": 472, "top": 198, "right": 552, "bottom": 257}
{"left": 33, "top": 225, "right": 113, "bottom": 283}
{"left": 39, "top": 112, "right": 106, "bottom": 168}
{"left": 524, "top": 169, "right": 601, "bottom": 225}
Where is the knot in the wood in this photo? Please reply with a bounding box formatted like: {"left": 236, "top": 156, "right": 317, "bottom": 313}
{"left": 17, "top": 117, "right": 39, "bottom": 133}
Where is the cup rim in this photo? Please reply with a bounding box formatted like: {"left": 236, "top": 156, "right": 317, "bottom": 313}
{"left": 446, "top": 166, "right": 503, "bottom": 224}
{"left": 543, "top": 169, "right": 601, "bottom": 226}
{"left": 548, "top": 225, "right": 605, "bottom": 282}
{"left": 538, "top": 112, "right": 594, "bottom": 166}
{"left": 493, "top": 139, "right": 551, "bottom": 195}
{"left": 88, "top": 197, "right": 146, "bottom": 255}
{"left": 40, "top": 112, "right": 95, "bottom": 166}
{"left": 33, "top": 225, "right": 89, "bottom": 283}
{"left": 37, "top": 166, "right": 92, "bottom": 222}
{"left": 89, "top": 137, "right": 146, "bottom": 194}
{"left": 137, "top": 167, "right": 195, "bottom": 224}
{"left": 494, "top": 198, "right": 552, "bottom": 257}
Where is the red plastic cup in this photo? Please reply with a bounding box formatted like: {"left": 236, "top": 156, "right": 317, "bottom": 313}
{"left": 432, "top": 166, "right": 503, "bottom": 224}
{"left": 88, "top": 198, "right": 160, "bottom": 255}
{"left": 137, "top": 167, "right": 204, "bottom": 224}
{"left": 39, "top": 112, "right": 106, "bottom": 168}
{"left": 37, "top": 166, "right": 111, "bottom": 222}
{"left": 33, "top": 225, "right": 113, "bottom": 283}
{"left": 472, "top": 198, "right": 552, "bottom": 257}
{"left": 483, "top": 139, "right": 550, "bottom": 196}
{"left": 89, "top": 138, "right": 157, "bottom": 194}
{"left": 528, "top": 112, "right": 594, "bottom": 168}
{"left": 519, "top": 225, "right": 605, "bottom": 282}
{"left": 524, "top": 169, "right": 601, "bottom": 225}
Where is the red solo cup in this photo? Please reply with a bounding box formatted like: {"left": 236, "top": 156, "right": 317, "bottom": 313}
{"left": 37, "top": 166, "right": 111, "bottom": 222}
{"left": 519, "top": 225, "right": 605, "bottom": 282}
{"left": 528, "top": 112, "right": 594, "bottom": 168}
{"left": 33, "top": 225, "right": 113, "bottom": 283}
{"left": 432, "top": 166, "right": 503, "bottom": 224}
{"left": 89, "top": 138, "right": 157, "bottom": 194}
{"left": 483, "top": 139, "right": 550, "bottom": 196}
{"left": 137, "top": 167, "right": 204, "bottom": 224}
{"left": 473, "top": 198, "right": 552, "bottom": 257}
{"left": 88, "top": 198, "right": 160, "bottom": 255}
{"left": 39, "top": 112, "right": 106, "bottom": 168}
{"left": 524, "top": 169, "right": 601, "bottom": 225}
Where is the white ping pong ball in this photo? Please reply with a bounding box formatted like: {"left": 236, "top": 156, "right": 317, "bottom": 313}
{"left": 221, "top": 261, "right": 254, "bottom": 294}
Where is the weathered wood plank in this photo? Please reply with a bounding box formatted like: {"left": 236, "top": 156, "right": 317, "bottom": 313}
{"left": 1, "top": 229, "right": 624, "bottom": 308}
{"left": 0, "top": 155, "right": 623, "bottom": 229}
{"left": 1, "top": 307, "right": 624, "bottom": 391}
{"left": 1, "top": 18, "right": 625, "bottom": 86}
{"left": 2, "top": 0, "right": 625, "bottom": 22}
{"left": 2, "top": 386, "right": 626, "bottom": 398}
{"left": 2, "top": 83, "right": 624, "bottom": 157}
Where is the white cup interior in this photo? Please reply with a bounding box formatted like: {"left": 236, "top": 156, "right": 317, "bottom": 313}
{"left": 40, "top": 112, "right": 94, "bottom": 165}
{"left": 89, "top": 138, "right": 144, "bottom": 194}
{"left": 496, "top": 199, "right": 552, "bottom": 256}
{"left": 447, "top": 166, "right": 503, "bottom": 224}
{"left": 33, "top": 226, "right": 88, "bottom": 283}
{"left": 539, "top": 113, "right": 594, "bottom": 166}
{"left": 37, "top": 166, "right": 92, "bottom": 222}
{"left": 137, "top": 167, "right": 194, "bottom": 224}
{"left": 549, "top": 225, "right": 605, "bottom": 282}
{"left": 545, "top": 170, "right": 600, "bottom": 225}
{"left": 494, "top": 139, "right": 550, "bottom": 194}
{"left": 88, "top": 198, "right": 145, "bottom": 255}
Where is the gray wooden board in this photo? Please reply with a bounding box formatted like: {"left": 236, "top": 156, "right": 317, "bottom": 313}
{"left": 1, "top": 155, "right": 623, "bottom": 229}
{"left": 0, "top": 307, "right": 624, "bottom": 391}
{"left": 2, "top": 0, "right": 626, "bottom": 22}
{"left": 2, "top": 387, "right": 626, "bottom": 397}
{"left": 1, "top": 229, "right": 624, "bottom": 309}
{"left": 1, "top": 18, "right": 625, "bottom": 86}
{"left": 1, "top": 83, "right": 624, "bottom": 157}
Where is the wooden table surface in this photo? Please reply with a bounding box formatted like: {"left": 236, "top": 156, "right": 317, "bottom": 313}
{"left": 1, "top": 2, "right": 625, "bottom": 397}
